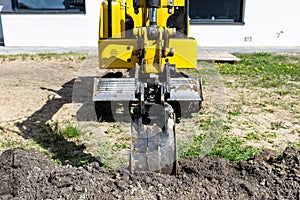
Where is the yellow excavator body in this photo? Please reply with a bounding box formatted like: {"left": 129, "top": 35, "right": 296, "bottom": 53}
{"left": 98, "top": 0, "right": 197, "bottom": 73}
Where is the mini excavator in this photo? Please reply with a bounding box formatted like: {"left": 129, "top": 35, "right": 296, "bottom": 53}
{"left": 93, "top": 0, "right": 203, "bottom": 174}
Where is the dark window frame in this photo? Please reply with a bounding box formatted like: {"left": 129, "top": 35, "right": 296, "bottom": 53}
{"left": 1, "top": 0, "right": 86, "bottom": 14}
{"left": 189, "top": 0, "right": 246, "bottom": 25}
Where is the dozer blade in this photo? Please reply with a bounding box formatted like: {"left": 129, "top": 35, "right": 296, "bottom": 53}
{"left": 93, "top": 77, "right": 203, "bottom": 102}
{"left": 93, "top": 77, "right": 138, "bottom": 121}
{"left": 169, "top": 77, "right": 203, "bottom": 101}
{"left": 93, "top": 78, "right": 137, "bottom": 101}
{"left": 130, "top": 103, "right": 177, "bottom": 175}
{"left": 168, "top": 77, "right": 203, "bottom": 118}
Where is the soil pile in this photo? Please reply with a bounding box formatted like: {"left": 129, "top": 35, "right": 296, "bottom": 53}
{"left": 0, "top": 147, "right": 299, "bottom": 200}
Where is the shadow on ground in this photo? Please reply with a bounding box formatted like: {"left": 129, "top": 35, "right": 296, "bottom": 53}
{"left": 73, "top": 72, "right": 130, "bottom": 123}
{"left": 15, "top": 79, "right": 100, "bottom": 166}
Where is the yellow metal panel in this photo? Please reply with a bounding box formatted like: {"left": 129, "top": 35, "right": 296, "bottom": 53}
{"left": 120, "top": 2, "right": 126, "bottom": 36}
{"left": 111, "top": 1, "right": 121, "bottom": 37}
{"left": 187, "top": 18, "right": 190, "bottom": 37}
{"left": 99, "top": 2, "right": 108, "bottom": 39}
{"left": 98, "top": 39, "right": 138, "bottom": 69}
{"left": 99, "top": 1, "right": 126, "bottom": 39}
{"left": 157, "top": 7, "right": 171, "bottom": 27}
{"left": 167, "top": 38, "right": 198, "bottom": 69}
{"left": 161, "top": 0, "right": 185, "bottom": 7}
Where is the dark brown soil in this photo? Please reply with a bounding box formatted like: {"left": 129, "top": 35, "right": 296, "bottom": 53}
{"left": 0, "top": 147, "right": 299, "bottom": 200}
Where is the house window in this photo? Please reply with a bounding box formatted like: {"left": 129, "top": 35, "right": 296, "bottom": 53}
{"left": 0, "top": 0, "right": 85, "bottom": 13}
{"left": 16, "top": 0, "right": 65, "bottom": 9}
{"left": 189, "top": 0, "right": 245, "bottom": 25}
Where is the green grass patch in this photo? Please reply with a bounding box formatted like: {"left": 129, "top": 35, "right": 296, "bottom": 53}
{"left": 60, "top": 125, "right": 82, "bottom": 139}
{"left": 290, "top": 129, "right": 300, "bottom": 135}
{"left": 178, "top": 134, "right": 261, "bottom": 161}
{"left": 96, "top": 141, "right": 130, "bottom": 169}
{"left": 217, "top": 53, "right": 300, "bottom": 88}
{"left": 262, "top": 132, "right": 278, "bottom": 139}
{"left": 270, "top": 121, "right": 286, "bottom": 130}
{"left": 245, "top": 132, "right": 260, "bottom": 140}
{"left": 228, "top": 108, "right": 242, "bottom": 116}
{"left": 198, "top": 118, "right": 211, "bottom": 131}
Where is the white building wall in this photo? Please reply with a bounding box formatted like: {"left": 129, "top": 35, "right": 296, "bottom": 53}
{"left": 2, "top": 14, "right": 89, "bottom": 46}
{"left": 1, "top": 0, "right": 300, "bottom": 47}
{"left": 1, "top": 1, "right": 101, "bottom": 47}
{"left": 84, "top": 0, "right": 102, "bottom": 46}
{"left": 192, "top": 0, "right": 300, "bottom": 47}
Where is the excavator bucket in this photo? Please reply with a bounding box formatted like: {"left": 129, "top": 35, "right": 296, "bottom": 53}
{"left": 130, "top": 104, "right": 177, "bottom": 174}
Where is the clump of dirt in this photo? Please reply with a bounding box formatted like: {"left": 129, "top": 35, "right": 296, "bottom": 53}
{"left": 0, "top": 147, "right": 299, "bottom": 199}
